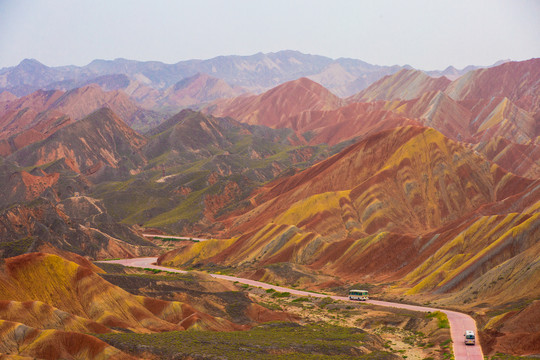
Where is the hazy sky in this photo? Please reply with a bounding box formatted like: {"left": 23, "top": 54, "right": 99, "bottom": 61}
{"left": 1, "top": 0, "right": 539, "bottom": 70}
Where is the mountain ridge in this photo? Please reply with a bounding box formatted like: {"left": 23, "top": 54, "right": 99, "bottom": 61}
{"left": 0, "top": 51, "right": 508, "bottom": 99}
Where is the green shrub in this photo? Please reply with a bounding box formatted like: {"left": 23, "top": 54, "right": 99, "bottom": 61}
{"left": 426, "top": 311, "right": 450, "bottom": 329}
{"left": 271, "top": 291, "right": 291, "bottom": 298}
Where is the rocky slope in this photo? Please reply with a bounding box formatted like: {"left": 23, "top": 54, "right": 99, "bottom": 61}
{"left": 8, "top": 108, "right": 147, "bottom": 180}
{"left": 93, "top": 110, "right": 344, "bottom": 234}
{"left": 349, "top": 69, "right": 451, "bottom": 102}
{"left": 159, "top": 125, "right": 535, "bottom": 270}
{"left": 0, "top": 86, "right": 164, "bottom": 156}
{"left": 47, "top": 84, "right": 164, "bottom": 130}
{"left": 0, "top": 197, "right": 157, "bottom": 260}
{"left": 445, "top": 58, "right": 540, "bottom": 112}
{"left": 0, "top": 319, "right": 135, "bottom": 360}
{"left": 0, "top": 90, "right": 69, "bottom": 156}
{"left": 0, "top": 253, "right": 241, "bottom": 332}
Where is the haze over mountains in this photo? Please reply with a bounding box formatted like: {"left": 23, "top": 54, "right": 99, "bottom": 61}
{"left": 1, "top": 50, "right": 506, "bottom": 99}
{"left": 0, "top": 51, "right": 539, "bottom": 358}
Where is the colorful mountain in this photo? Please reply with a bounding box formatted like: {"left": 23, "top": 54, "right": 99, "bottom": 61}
{"left": 0, "top": 86, "right": 165, "bottom": 156}
{"left": 0, "top": 319, "right": 134, "bottom": 360}
{"left": 156, "top": 123, "right": 539, "bottom": 355}
{"left": 1, "top": 53, "right": 539, "bottom": 359}
{"left": 445, "top": 58, "right": 540, "bottom": 112}
{"left": 158, "top": 125, "right": 537, "bottom": 289}
{"left": 0, "top": 253, "right": 240, "bottom": 332}
{"left": 465, "top": 96, "right": 537, "bottom": 143}
{"left": 93, "top": 110, "right": 340, "bottom": 234}
{"left": 0, "top": 252, "right": 263, "bottom": 358}
{"left": 206, "top": 77, "right": 343, "bottom": 127}
{"left": 0, "top": 197, "right": 157, "bottom": 259}
{"left": 8, "top": 108, "right": 147, "bottom": 177}
{"left": 474, "top": 137, "right": 540, "bottom": 178}
{"left": 349, "top": 69, "right": 451, "bottom": 102}
{"left": 281, "top": 102, "right": 420, "bottom": 145}
{"left": 44, "top": 84, "right": 165, "bottom": 130}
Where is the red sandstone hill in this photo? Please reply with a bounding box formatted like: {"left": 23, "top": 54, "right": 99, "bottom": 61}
{"left": 0, "top": 85, "right": 165, "bottom": 156}
{"left": 281, "top": 101, "right": 420, "bottom": 146}
{"left": 376, "top": 91, "right": 538, "bottom": 145}
{"left": 474, "top": 137, "right": 540, "bottom": 178}
{"left": 0, "top": 90, "right": 66, "bottom": 145}
{"left": 44, "top": 84, "right": 165, "bottom": 130}
{"left": 348, "top": 69, "right": 451, "bottom": 102}
{"left": 0, "top": 197, "right": 158, "bottom": 260}
{"left": 0, "top": 253, "right": 241, "bottom": 332}
{"left": 205, "top": 77, "right": 343, "bottom": 127}
{"left": 203, "top": 59, "right": 539, "bottom": 155}
{"left": 8, "top": 107, "right": 147, "bottom": 176}
{"left": 0, "top": 319, "right": 135, "bottom": 359}
{"left": 160, "top": 126, "right": 536, "bottom": 271}
{"left": 445, "top": 58, "right": 540, "bottom": 112}
{"left": 50, "top": 84, "right": 142, "bottom": 123}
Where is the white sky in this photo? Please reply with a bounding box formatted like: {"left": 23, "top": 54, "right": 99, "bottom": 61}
{"left": 0, "top": 0, "right": 539, "bottom": 70}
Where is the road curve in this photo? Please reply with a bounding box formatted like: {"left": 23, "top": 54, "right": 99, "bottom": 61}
{"left": 99, "top": 257, "right": 483, "bottom": 360}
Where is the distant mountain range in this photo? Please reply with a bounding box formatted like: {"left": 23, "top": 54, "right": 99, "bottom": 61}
{"left": 0, "top": 50, "right": 508, "bottom": 98}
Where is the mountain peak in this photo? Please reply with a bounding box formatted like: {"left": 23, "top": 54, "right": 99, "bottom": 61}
{"left": 207, "top": 76, "right": 343, "bottom": 127}
{"left": 18, "top": 58, "right": 47, "bottom": 70}
{"left": 268, "top": 77, "right": 338, "bottom": 97}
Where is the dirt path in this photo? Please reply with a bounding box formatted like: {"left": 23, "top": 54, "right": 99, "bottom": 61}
{"left": 99, "top": 257, "right": 484, "bottom": 360}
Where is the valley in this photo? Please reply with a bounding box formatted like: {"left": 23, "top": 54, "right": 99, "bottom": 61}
{"left": 101, "top": 256, "right": 482, "bottom": 360}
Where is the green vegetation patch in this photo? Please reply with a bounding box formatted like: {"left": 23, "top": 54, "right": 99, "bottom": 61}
{"left": 96, "top": 322, "right": 396, "bottom": 359}
{"left": 488, "top": 354, "right": 540, "bottom": 360}
{"left": 426, "top": 311, "right": 450, "bottom": 329}
{"left": 0, "top": 237, "right": 34, "bottom": 257}
{"left": 271, "top": 291, "right": 291, "bottom": 298}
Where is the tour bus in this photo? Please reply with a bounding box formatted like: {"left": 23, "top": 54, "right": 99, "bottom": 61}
{"left": 348, "top": 289, "right": 369, "bottom": 301}
{"left": 464, "top": 330, "right": 475, "bottom": 345}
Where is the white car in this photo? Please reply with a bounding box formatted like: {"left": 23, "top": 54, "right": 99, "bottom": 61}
{"left": 464, "top": 330, "right": 475, "bottom": 345}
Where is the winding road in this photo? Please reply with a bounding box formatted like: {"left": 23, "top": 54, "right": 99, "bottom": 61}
{"left": 100, "top": 257, "right": 484, "bottom": 360}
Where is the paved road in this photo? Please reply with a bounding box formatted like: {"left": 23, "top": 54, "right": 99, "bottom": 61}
{"left": 100, "top": 257, "right": 483, "bottom": 360}
{"left": 142, "top": 234, "right": 208, "bottom": 242}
